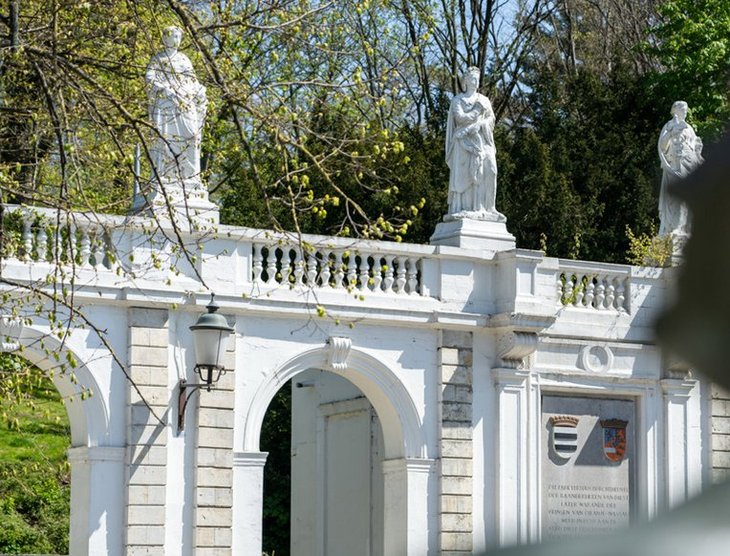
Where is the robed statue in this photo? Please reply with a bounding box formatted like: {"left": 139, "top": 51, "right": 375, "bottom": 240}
{"left": 657, "top": 101, "right": 703, "bottom": 237}
{"left": 145, "top": 26, "right": 207, "bottom": 187}
{"left": 445, "top": 67, "right": 505, "bottom": 221}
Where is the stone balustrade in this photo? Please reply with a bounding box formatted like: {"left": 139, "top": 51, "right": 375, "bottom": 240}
{"left": 556, "top": 261, "right": 632, "bottom": 313}
{"left": 1, "top": 204, "right": 116, "bottom": 270}
{"left": 1, "top": 204, "right": 663, "bottom": 325}
{"left": 251, "top": 240, "right": 424, "bottom": 296}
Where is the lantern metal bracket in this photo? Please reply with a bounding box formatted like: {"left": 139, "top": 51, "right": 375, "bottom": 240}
{"left": 177, "top": 364, "right": 227, "bottom": 432}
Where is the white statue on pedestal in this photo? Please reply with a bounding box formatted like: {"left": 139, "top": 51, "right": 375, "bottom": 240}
{"left": 445, "top": 67, "right": 505, "bottom": 222}
{"left": 145, "top": 26, "right": 207, "bottom": 188}
{"left": 657, "top": 101, "right": 703, "bottom": 237}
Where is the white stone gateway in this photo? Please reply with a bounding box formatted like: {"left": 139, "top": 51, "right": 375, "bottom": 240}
{"left": 132, "top": 25, "right": 218, "bottom": 225}
{"left": 658, "top": 100, "right": 703, "bottom": 241}
{"left": 431, "top": 67, "right": 515, "bottom": 250}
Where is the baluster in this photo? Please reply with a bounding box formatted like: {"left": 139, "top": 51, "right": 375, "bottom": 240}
{"left": 92, "top": 226, "right": 106, "bottom": 269}
{"left": 21, "top": 211, "right": 34, "bottom": 261}
{"left": 573, "top": 276, "right": 584, "bottom": 307}
{"left": 319, "top": 252, "right": 331, "bottom": 287}
{"left": 265, "top": 245, "right": 277, "bottom": 285}
{"left": 280, "top": 248, "right": 292, "bottom": 285}
{"left": 36, "top": 221, "right": 48, "bottom": 262}
{"left": 346, "top": 251, "right": 357, "bottom": 288}
{"left": 584, "top": 278, "right": 595, "bottom": 307}
{"left": 563, "top": 276, "right": 574, "bottom": 304}
{"left": 371, "top": 255, "right": 383, "bottom": 291}
{"left": 382, "top": 255, "right": 395, "bottom": 293}
{"left": 406, "top": 258, "right": 418, "bottom": 295}
{"left": 605, "top": 278, "right": 616, "bottom": 310}
{"left": 252, "top": 244, "right": 263, "bottom": 282}
{"left": 556, "top": 274, "right": 564, "bottom": 304}
{"left": 67, "top": 224, "right": 78, "bottom": 265}
{"left": 293, "top": 250, "right": 304, "bottom": 286}
{"left": 333, "top": 251, "right": 345, "bottom": 288}
{"left": 306, "top": 252, "right": 318, "bottom": 285}
{"left": 594, "top": 277, "right": 606, "bottom": 309}
{"left": 395, "top": 257, "right": 407, "bottom": 294}
{"left": 615, "top": 279, "right": 626, "bottom": 312}
{"left": 79, "top": 227, "right": 91, "bottom": 267}
{"left": 358, "top": 254, "right": 369, "bottom": 291}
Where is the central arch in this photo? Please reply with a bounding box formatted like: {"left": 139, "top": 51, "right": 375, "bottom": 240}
{"left": 234, "top": 344, "right": 433, "bottom": 555}
{"left": 242, "top": 345, "right": 426, "bottom": 460}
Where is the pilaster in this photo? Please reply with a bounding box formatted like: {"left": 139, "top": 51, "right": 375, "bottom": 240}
{"left": 231, "top": 451, "right": 269, "bottom": 556}
{"left": 710, "top": 383, "right": 730, "bottom": 483}
{"left": 438, "top": 331, "right": 473, "bottom": 555}
{"left": 661, "top": 377, "right": 699, "bottom": 508}
{"left": 194, "top": 340, "right": 236, "bottom": 555}
{"left": 126, "top": 308, "right": 169, "bottom": 556}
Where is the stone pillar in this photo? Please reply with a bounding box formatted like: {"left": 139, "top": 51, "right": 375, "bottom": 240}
{"left": 382, "top": 457, "right": 438, "bottom": 556}
{"left": 194, "top": 342, "right": 235, "bottom": 555}
{"left": 492, "top": 330, "right": 540, "bottom": 546}
{"left": 711, "top": 383, "right": 730, "bottom": 483}
{"left": 231, "top": 451, "right": 268, "bottom": 556}
{"left": 126, "top": 308, "right": 169, "bottom": 555}
{"left": 67, "top": 446, "right": 125, "bottom": 556}
{"left": 493, "top": 368, "right": 530, "bottom": 545}
{"left": 438, "top": 331, "right": 473, "bottom": 555}
{"left": 661, "top": 378, "right": 699, "bottom": 507}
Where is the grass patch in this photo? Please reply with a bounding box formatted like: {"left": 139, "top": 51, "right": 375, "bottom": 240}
{"left": 0, "top": 355, "right": 70, "bottom": 554}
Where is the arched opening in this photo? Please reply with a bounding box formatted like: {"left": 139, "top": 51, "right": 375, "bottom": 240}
{"left": 261, "top": 371, "right": 387, "bottom": 556}
{"left": 0, "top": 354, "right": 71, "bottom": 554}
{"left": 0, "top": 325, "right": 123, "bottom": 556}
{"left": 237, "top": 345, "right": 432, "bottom": 555}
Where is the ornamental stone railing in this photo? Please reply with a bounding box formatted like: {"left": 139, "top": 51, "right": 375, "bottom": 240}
{"left": 251, "top": 240, "right": 425, "bottom": 296}
{"left": 1, "top": 205, "right": 115, "bottom": 270}
{"left": 1, "top": 204, "right": 667, "bottom": 329}
{"left": 556, "top": 261, "right": 632, "bottom": 313}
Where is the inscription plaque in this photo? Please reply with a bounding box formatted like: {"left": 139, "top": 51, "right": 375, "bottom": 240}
{"left": 541, "top": 396, "right": 634, "bottom": 540}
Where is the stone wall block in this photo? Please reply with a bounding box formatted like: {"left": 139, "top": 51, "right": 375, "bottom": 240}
{"left": 195, "top": 507, "right": 232, "bottom": 528}
{"left": 199, "top": 408, "right": 235, "bottom": 429}
{"left": 712, "top": 417, "right": 730, "bottom": 435}
{"left": 125, "top": 525, "right": 165, "bottom": 546}
{"left": 712, "top": 434, "right": 730, "bottom": 451}
{"left": 198, "top": 447, "right": 234, "bottom": 468}
{"left": 441, "top": 476, "right": 472, "bottom": 495}
{"left": 199, "top": 390, "right": 235, "bottom": 410}
{"left": 128, "top": 505, "right": 167, "bottom": 526}
{"left": 129, "top": 386, "right": 170, "bottom": 407}
{"left": 197, "top": 486, "right": 233, "bottom": 507}
{"left": 128, "top": 485, "right": 166, "bottom": 506}
{"left": 127, "top": 465, "right": 166, "bottom": 486}
{"left": 440, "top": 494, "right": 472, "bottom": 514}
{"left": 440, "top": 531, "right": 473, "bottom": 551}
{"left": 442, "top": 403, "right": 472, "bottom": 422}
{"left": 441, "top": 512, "right": 473, "bottom": 532}
{"left": 129, "top": 327, "right": 169, "bottom": 348}
{"left": 197, "top": 427, "right": 234, "bottom": 450}
{"left": 197, "top": 467, "right": 233, "bottom": 488}
{"left": 441, "top": 439, "right": 473, "bottom": 459}
{"left": 130, "top": 345, "right": 169, "bottom": 368}
{"left": 128, "top": 445, "right": 167, "bottom": 467}
{"left": 441, "top": 364, "right": 472, "bottom": 385}
{"left": 442, "top": 384, "right": 473, "bottom": 403}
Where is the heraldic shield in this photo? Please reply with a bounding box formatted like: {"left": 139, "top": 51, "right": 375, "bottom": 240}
{"left": 600, "top": 419, "right": 628, "bottom": 462}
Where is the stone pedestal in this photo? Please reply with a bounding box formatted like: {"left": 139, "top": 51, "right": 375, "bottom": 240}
{"left": 131, "top": 180, "right": 219, "bottom": 228}
{"left": 430, "top": 218, "right": 515, "bottom": 251}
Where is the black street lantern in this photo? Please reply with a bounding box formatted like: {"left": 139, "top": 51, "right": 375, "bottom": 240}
{"left": 177, "top": 293, "right": 234, "bottom": 432}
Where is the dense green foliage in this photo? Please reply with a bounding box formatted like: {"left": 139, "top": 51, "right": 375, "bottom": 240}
{"left": 0, "top": 356, "right": 70, "bottom": 554}
{"left": 260, "top": 381, "right": 292, "bottom": 556}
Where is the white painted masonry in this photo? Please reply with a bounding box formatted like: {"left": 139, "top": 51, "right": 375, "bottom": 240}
{"left": 0, "top": 204, "right": 715, "bottom": 554}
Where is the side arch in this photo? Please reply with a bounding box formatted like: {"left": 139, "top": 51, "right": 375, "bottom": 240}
{"left": 15, "top": 325, "right": 110, "bottom": 448}
{"left": 242, "top": 345, "right": 426, "bottom": 459}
